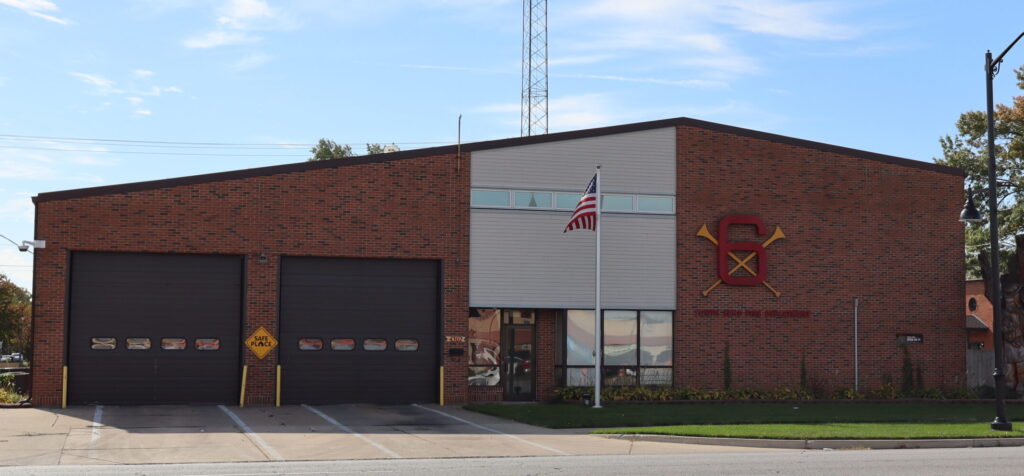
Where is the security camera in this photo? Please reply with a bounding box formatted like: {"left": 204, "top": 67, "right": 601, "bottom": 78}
{"left": 17, "top": 244, "right": 28, "bottom": 252}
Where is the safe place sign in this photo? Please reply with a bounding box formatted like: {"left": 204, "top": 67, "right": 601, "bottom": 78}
{"left": 245, "top": 326, "right": 278, "bottom": 359}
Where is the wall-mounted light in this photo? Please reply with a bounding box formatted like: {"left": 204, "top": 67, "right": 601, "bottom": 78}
{"left": 19, "top": 240, "right": 45, "bottom": 252}
{"left": 258, "top": 253, "right": 268, "bottom": 264}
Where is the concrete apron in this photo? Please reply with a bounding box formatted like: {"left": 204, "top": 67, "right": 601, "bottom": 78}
{"left": 0, "top": 404, "right": 789, "bottom": 466}
{"left": 601, "top": 433, "right": 1024, "bottom": 450}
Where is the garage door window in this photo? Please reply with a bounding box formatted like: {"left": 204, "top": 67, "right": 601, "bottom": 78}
{"left": 363, "top": 338, "right": 387, "bottom": 351}
{"left": 126, "top": 338, "right": 151, "bottom": 350}
{"left": 161, "top": 338, "right": 187, "bottom": 350}
{"left": 395, "top": 339, "right": 419, "bottom": 351}
{"left": 298, "top": 338, "right": 323, "bottom": 351}
{"left": 195, "top": 338, "right": 221, "bottom": 351}
{"left": 91, "top": 337, "right": 116, "bottom": 350}
{"left": 330, "top": 338, "right": 355, "bottom": 350}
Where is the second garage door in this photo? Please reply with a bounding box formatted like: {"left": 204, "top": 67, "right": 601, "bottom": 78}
{"left": 280, "top": 257, "right": 439, "bottom": 404}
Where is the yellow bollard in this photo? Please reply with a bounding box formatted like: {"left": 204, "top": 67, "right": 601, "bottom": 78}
{"left": 61, "top": 366, "right": 68, "bottom": 409}
{"left": 275, "top": 365, "right": 281, "bottom": 407}
{"left": 439, "top": 366, "right": 445, "bottom": 406}
{"left": 239, "top": 365, "right": 248, "bottom": 407}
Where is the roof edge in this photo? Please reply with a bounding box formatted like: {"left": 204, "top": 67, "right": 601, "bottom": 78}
{"left": 33, "top": 116, "right": 964, "bottom": 204}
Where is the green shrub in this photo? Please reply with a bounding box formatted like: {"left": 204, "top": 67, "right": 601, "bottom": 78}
{"left": 869, "top": 382, "right": 901, "bottom": 400}
{"left": 831, "top": 388, "right": 864, "bottom": 400}
{"left": 907, "top": 388, "right": 945, "bottom": 399}
{"left": 942, "top": 387, "right": 978, "bottom": 399}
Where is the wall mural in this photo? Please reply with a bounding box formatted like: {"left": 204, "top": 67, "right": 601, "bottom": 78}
{"left": 980, "top": 235, "right": 1024, "bottom": 392}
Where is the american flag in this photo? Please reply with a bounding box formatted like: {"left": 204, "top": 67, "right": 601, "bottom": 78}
{"left": 564, "top": 174, "right": 598, "bottom": 232}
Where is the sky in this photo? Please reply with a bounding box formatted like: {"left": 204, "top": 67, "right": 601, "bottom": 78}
{"left": 1, "top": 0, "right": 1023, "bottom": 289}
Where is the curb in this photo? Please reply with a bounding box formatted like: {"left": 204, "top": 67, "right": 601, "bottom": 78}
{"left": 599, "top": 433, "right": 1024, "bottom": 450}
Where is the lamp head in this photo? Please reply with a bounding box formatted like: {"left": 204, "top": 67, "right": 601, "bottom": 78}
{"left": 960, "top": 191, "right": 983, "bottom": 224}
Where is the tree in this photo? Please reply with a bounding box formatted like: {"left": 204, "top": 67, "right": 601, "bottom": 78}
{"left": 308, "top": 138, "right": 353, "bottom": 161}
{"left": 936, "top": 65, "right": 1024, "bottom": 277}
{"left": 308, "top": 139, "right": 390, "bottom": 162}
{"left": 0, "top": 274, "right": 31, "bottom": 357}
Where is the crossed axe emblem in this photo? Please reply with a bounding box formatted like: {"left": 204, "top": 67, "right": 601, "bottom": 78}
{"left": 697, "top": 221, "right": 785, "bottom": 297}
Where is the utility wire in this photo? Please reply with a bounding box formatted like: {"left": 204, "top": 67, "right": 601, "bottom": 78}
{"left": 0, "top": 145, "right": 309, "bottom": 157}
{"left": 0, "top": 133, "right": 450, "bottom": 147}
{"left": 0, "top": 234, "right": 31, "bottom": 254}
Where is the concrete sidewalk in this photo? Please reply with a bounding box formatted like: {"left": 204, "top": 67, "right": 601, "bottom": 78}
{"left": 0, "top": 404, "right": 788, "bottom": 466}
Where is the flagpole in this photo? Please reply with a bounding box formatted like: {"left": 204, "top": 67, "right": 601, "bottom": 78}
{"left": 594, "top": 164, "right": 602, "bottom": 409}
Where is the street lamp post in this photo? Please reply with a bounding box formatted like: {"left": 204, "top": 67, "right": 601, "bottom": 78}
{"left": 983, "top": 32, "right": 1024, "bottom": 432}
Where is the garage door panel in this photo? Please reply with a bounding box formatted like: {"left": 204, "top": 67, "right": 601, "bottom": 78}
{"left": 68, "top": 252, "right": 242, "bottom": 405}
{"left": 280, "top": 257, "right": 438, "bottom": 404}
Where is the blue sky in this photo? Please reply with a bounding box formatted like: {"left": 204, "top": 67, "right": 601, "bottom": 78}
{"left": 1, "top": 0, "right": 1023, "bottom": 288}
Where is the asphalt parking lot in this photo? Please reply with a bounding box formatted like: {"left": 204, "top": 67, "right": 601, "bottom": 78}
{"left": 0, "top": 403, "right": 791, "bottom": 466}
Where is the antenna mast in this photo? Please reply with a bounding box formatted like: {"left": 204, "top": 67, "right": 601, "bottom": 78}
{"left": 521, "top": 0, "right": 548, "bottom": 136}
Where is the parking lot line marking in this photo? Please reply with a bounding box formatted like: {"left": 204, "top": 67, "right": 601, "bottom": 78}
{"left": 301, "top": 404, "right": 401, "bottom": 458}
{"left": 217, "top": 404, "right": 284, "bottom": 461}
{"left": 411, "top": 404, "right": 570, "bottom": 456}
{"left": 90, "top": 405, "right": 103, "bottom": 445}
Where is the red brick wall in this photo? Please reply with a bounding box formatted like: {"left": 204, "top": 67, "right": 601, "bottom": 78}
{"left": 31, "top": 154, "right": 469, "bottom": 407}
{"left": 676, "top": 125, "right": 966, "bottom": 393}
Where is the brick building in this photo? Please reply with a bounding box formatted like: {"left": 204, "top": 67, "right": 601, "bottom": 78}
{"left": 30, "top": 117, "right": 966, "bottom": 407}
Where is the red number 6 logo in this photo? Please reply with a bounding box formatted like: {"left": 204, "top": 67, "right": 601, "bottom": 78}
{"left": 718, "top": 215, "right": 767, "bottom": 286}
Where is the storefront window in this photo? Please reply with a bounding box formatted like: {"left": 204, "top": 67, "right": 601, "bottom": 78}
{"left": 640, "top": 311, "right": 672, "bottom": 366}
{"left": 604, "top": 311, "right": 637, "bottom": 366}
{"left": 469, "top": 308, "right": 501, "bottom": 386}
{"left": 558, "top": 309, "right": 673, "bottom": 387}
{"left": 566, "top": 310, "right": 595, "bottom": 366}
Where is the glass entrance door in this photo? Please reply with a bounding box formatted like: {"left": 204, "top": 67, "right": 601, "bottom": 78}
{"left": 502, "top": 311, "right": 535, "bottom": 401}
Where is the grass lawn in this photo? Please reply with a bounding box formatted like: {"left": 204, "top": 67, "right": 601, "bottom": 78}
{"left": 593, "top": 423, "right": 1024, "bottom": 440}
{"left": 465, "top": 402, "right": 1024, "bottom": 429}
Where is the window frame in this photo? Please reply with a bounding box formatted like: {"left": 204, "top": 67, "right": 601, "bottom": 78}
{"left": 556, "top": 309, "right": 674, "bottom": 388}
{"left": 513, "top": 190, "right": 554, "bottom": 209}
{"left": 470, "top": 189, "right": 512, "bottom": 208}
{"left": 471, "top": 188, "right": 674, "bottom": 215}
{"left": 636, "top": 195, "right": 675, "bottom": 214}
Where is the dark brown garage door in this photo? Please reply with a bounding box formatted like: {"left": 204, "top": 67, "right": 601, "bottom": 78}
{"left": 68, "top": 252, "right": 243, "bottom": 405}
{"left": 280, "top": 257, "right": 439, "bottom": 404}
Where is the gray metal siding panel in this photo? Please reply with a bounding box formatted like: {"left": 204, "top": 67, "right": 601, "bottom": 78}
{"left": 471, "top": 128, "right": 676, "bottom": 194}
{"left": 469, "top": 210, "right": 675, "bottom": 309}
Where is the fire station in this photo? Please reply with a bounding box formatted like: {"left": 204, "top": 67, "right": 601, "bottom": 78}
{"left": 28, "top": 116, "right": 966, "bottom": 406}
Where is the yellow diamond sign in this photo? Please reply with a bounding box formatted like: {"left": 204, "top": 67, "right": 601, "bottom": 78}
{"left": 245, "top": 326, "right": 278, "bottom": 359}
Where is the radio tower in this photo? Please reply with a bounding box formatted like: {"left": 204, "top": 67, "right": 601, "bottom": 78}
{"left": 521, "top": 0, "right": 548, "bottom": 136}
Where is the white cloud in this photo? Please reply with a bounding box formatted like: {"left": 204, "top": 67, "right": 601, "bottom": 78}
{"left": 70, "top": 72, "right": 118, "bottom": 92}
{"left": 133, "top": 69, "right": 156, "bottom": 78}
{"left": 674, "top": 55, "right": 762, "bottom": 77}
{"left": 475, "top": 93, "right": 621, "bottom": 131}
{"left": 231, "top": 53, "right": 272, "bottom": 70}
{"left": 0, "top": 77, "right": 6, "bottom": 87}
{"left": 134, "top": 109, "right": 153, "bottom": 116}
{"left": 185, "top": 0, "right": 298, "bottom": 49}
{"left": 0, "top": 0, "right": 70, "bottom": 25}
{"left": 216, "top": 0, "right": 274, "bottom": 29}
{"left": 548, "top": 55, "right": 615, "bottom": 67}
{"left": 398, "top": 63, "right": 511, "bottom": 75}
{"left": 718, "top": 0, "right": 858, "bottom": 41}
{"left": 183, "top": 30, "right": 260, "bottom": 48}
{"left": 555, "top": 73, "right": 727, "bottom": 90}
{"left": 562, "top": 0, "right": 866, "bottom": 80}
{"left": 0, "top": 248, "right": 33, "bottom": 290}
{"left": 126, "top": 96, "right": 144, "bottom": 105}
{"left": 548, "top": 94, "right": 620, "bottom": 130}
